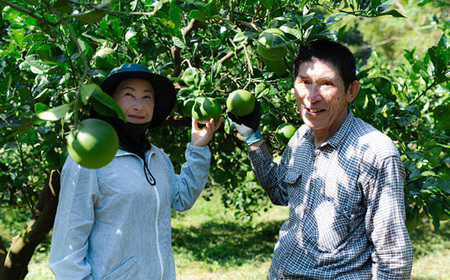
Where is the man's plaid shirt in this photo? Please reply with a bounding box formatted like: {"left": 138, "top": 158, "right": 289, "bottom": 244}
{"left": 249, "top": 112, "right": 413, "bottom": 280}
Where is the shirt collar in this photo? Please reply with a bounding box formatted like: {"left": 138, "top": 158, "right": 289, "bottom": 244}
{"left": 304, "top": 110, "right": 354, "bottom": 150}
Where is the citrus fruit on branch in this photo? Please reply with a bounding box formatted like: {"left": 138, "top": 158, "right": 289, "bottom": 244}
{"left": 262, "top": 112, "right": 280, "bottom": 127}
{"left": 257, "top": 28, "right": 289, "bottom": 61}
{"left": 67, "top": 119, "right": 119, "bottom": 169}
{"left": 275, "top": 123, "right": 296, "bottom": 145}
{"left": 191, "top": 97, "right": 222, "bottom": 124}
{"left": 266, "top": 59, "right": 287, "bottom": 76}
{"left": 226, "top": 89, "right": 256, "bottom": 117}
{"left": 182, "top": 99, "right": 195, "bottom": 117}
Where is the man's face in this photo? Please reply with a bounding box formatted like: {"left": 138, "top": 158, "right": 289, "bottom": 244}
{"left": 112, "top": 78, "right": 156, "bottom": 124}
{"left": 294, "top": 59, "right": 358, "bottom": 138}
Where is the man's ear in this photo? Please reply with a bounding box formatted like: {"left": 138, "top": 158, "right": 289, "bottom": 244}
{"left": 346, "top": 80, "right": 360, "bottom": 103}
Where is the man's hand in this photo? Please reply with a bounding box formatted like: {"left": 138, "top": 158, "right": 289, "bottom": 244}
{"left": 227, "top": 101, "right": 263, "bottom": 145}
{"left": 191, "top": 117, "right": 223, "bottom": 147}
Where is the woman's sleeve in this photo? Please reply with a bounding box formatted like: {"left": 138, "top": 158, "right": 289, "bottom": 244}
{"left": 171, "top": 143, "right": 211, "bottom": 211}
{"left": 49, "top": 157, "right": 98, "bottom": 280}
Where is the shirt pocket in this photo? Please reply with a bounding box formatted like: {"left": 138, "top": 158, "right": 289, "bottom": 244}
{"left": 283, "top": 168, "right": 306, "bottom": 205}
{"left": 101, "top": 256, "right": 137, "bottom": 280}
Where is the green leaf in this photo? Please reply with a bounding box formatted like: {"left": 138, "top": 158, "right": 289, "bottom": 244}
{"left": 53, "top": 0, "right": 73, "bottom": 14}
{"left": 188, "top": 1, "right": 218, "bottom": 23}
{"left": 255, "top": 83, "right": 270, "bottom": 98}
{"left": 233, "top": 31, "right": 258, "bottom": 43}
{"left": 173, "top": 36, "right": 186, "bottom": 49}
{"left": 428, "top": 46, "right": 449, "bottom": 75}
{"left": 2, "top": 6, "right": 21, "bottom": 21}
{"left": 91, "top": 90, "right": 126, "bottom": 122}
{"left": 169, "top": 0, "right": 182, "bottom": 36}
{"left": 34, "top": 103, "right": 49, "bottom": 113}
{"left": 372, "top": 77, "right": 396, "bottom": 101}
{"left": 437, "top": 177, "right": 450, "bottom": 193}
{"left": 37, "top": 44, "right": 55, "bottom": 62}
{"left": 9, "top": 24, "right": 25, "bottom": 45}
{"left": 73, "top": 9, "right": 107, "bottom": 24}
{"left": 26, "top": 41, "right": 45, "bottom": 57}
{"left": 375, "top": 10, "right": 405, "bottom": 18}
{"left": 433, "top": 103, "right": 450, "bottom": 130}
{"left": 421, "top": 171, "right": 436, "bottom": 177}
{"left": 260, "top": 0, "right": 276, "bottom": 9}
{"left": 36, "top": 104, "right": 71, "bottom": 121}
{"left": 25, "top": 54, "right": 55, "bottom": 74}
{"left": 395, "top": 114, "right": 414, "bottom": 127}
{"left": 325, "top": 13, "right": 347, "bottom": 26}
{"left": 0, "top": 73, "right": 12, "bottom": 96}
{"left": 125, "top": 30, "right": 138, "bottom": 41}
{"left": 79, "top": 83, "right": 100, "bottom": 105}
{"left": 208, "top": 39, "right": 221, "bottom": 47}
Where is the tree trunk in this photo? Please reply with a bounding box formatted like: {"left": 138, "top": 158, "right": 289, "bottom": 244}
{"left": 1, "top": 170, "right": 60, "bottom": 280}
{"left": 0, "top": 237, "right": 6, "bottom": 274}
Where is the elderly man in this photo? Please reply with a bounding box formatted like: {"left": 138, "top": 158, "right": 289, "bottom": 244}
{"left": 228, "top": 39, "right": 413, "bottom": 279}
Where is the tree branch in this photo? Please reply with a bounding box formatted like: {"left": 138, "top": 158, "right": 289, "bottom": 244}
{"left": 218, "top": 44, "right": 248, "bottom": 65}
{"left": 0, "top": 236, "right": 6, "bottom": 275}
{"left": 169, "top": 19, "right": 203, "bottom": 79}
{"left": 0, "top": 0, "right": 59, "bottom": 26}
{"left": 236, "top": 20, "right": 262, "bottom": 33}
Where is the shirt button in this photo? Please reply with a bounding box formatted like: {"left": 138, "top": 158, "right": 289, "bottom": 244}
{"left": 286, "top": 253, "right": 290, "bottom": 257}
{"left": 310, "top": 182, "right": 314, "bottom": 187}
{"left": 304, "top": 208, "right": 308, "bottom": 213}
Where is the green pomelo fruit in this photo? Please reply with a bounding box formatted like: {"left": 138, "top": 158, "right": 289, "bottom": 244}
{"left": 183, "top": 68, "right": 200, "bottom": 87}
{"left": 182, "top": 99, "right": 195, "bottom": 117}
{"left": 257, "top": 28, "right": 288, "bottom": 61}
{"left": 266, "top": 59, "right": 287, "bottom": 76}
{"left": 192, "top": 97, "right": 222, "bottom": 124}
{"left": 67, "top": 119, "right": 119, "bottom": 169}
{"left": 275, "top": 123, "right": 296, "bottom": 145}
{"left": 212, "top": 169, "right": 228, "bottom": 184}
{"left": 262, "top": 112, "right": 280, "bottom": 127}
{"left": 226, "top": 89, "right": 256, "bottom": 117}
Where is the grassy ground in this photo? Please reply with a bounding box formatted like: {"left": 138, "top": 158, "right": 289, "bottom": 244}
{"left": 1, "top": 192, "right": 447, "bottom": 280}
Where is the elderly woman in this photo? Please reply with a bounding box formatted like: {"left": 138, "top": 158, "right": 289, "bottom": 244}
{"left": 49, "top": 63, "right": 222, "bottom": 280}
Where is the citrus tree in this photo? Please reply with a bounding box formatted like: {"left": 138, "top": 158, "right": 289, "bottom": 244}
{"left": 0, "top": 0, "right": 449, "bottom": 278}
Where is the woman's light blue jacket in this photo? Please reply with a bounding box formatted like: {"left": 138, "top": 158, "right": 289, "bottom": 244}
{"left": 49, "top": 143, "right": 211, "bottom": 280}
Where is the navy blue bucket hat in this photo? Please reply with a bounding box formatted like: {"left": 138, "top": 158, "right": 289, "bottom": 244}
{"left": 100, "top": 63, "right": 176, "bottom": 128}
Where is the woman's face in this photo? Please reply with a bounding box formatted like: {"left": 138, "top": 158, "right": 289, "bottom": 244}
{"left": 112, "top": 78, "right": 156, "bottom": 124}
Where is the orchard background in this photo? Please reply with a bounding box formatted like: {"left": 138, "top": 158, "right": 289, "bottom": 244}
{"left": 0, "top": 0, "right": 449, "bottom": 279}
